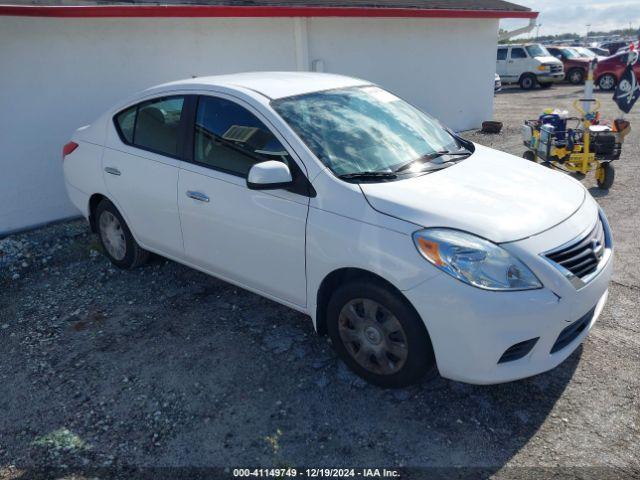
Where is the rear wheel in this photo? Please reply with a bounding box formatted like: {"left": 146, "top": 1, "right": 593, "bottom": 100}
{"left": 598, "top": 74, "right": 616, "bottom": 91}
{"left": 567, "top": 68, "right": 585, "bottom": 85}
{"left": 326, "top": 281, "right": 437, "bottom": 388}
{"left": 519, "top": 74, "right": 537, "bottom": 90}
{"left": 523, "top": 150, "right": 537, "bottom": 162}
{"left": 596, "top": 163, "right": 615, "bottom": 189}
{"left": 96, "top": 199, "right": 149, "bottom": 269}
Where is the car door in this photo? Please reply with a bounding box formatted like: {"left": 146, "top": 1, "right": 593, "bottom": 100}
{"left": 102, "top": 95, "right": 190, "bottom": 259}
{"left": 508, "top": 47, "right": 529, "bottom": 79}
{"left": 496, "top": 47, "right": 509, "bottom": 79}
{"left": 177, "top": 94, "right": 309, "bottom": 307}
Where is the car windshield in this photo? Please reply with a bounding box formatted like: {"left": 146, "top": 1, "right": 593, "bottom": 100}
{"left": 575, "top": 47, "right": 596, "bottom": 58}
{"left": 561, "top": 48, "right": 580, "bottom": 59}
{"left": 525, "top": 44, "right": 550, "bottom": 57}
{"left": 271, "top": 86, "right": 462, "bottom": 176}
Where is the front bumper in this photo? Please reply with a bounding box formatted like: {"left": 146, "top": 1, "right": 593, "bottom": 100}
{"left": 404, "top": 202, "right": 613, "bottom": 385}
{"left": 537, "top": 72, "right": 565, "bottom": 83}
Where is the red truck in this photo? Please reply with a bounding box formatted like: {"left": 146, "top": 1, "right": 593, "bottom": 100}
{"left": 595, "top": 52, "right": 640, "bottom": 91}
{"left": 545, "top": 46, "right": 591, "bottom": 84}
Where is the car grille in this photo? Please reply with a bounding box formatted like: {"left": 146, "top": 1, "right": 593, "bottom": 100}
{"left": 545, "top": 219, "right": 606, "bottom": 280}
{"left": 550, "top": 64, "right": 563, "bottom": 74}
{"left": 550, "top": 307, "right": 595, "bottom": 354}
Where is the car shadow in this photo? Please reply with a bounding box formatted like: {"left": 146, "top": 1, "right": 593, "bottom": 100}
{"left": 2, "top": 258, "right": 581, "bottom": 477}
{"left": 496, "top": 84, "right": 585, "bottom": 99}
{"left": 588, "top": 186, "right": 610, "bottom": 198}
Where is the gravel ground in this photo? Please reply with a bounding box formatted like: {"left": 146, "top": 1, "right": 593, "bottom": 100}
{"left": 1, "top": 84, "right": 638, "bottom": 479}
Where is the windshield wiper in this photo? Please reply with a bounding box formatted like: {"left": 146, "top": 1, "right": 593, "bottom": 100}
{"left": 338, "top": 171, "right": 398, "bottom": 181}
{"left": 394, "top": 149, "right": 471, "bottom": 173}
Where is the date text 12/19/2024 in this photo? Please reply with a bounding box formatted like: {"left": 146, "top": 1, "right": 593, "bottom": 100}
{"left": 233, "top": 469, "right": 401, "bottom": 478}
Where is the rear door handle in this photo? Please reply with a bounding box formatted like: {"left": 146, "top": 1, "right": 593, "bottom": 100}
{"left": 104, "top": 167, "right": 121, "bottom": 176}
{"left": 186, "top": 191, "right": 210, "bottom": 203}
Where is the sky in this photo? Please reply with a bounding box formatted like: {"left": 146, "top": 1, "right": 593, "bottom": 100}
{"left": 500, "top": 0, "right": 640, "bottom": 37}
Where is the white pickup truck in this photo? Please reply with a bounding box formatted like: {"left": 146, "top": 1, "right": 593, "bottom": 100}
{"left": 497, "top": 43, "right": 564, "bottom": 90}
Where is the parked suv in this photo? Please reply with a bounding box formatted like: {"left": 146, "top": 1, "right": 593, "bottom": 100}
{"left": 545, "top": 46, "right": 590, "bottom": 84}
{"left": 62, "top": 72, "right": 612, "bottom": 387}
{"left": 496, "top": 44, "right": 564, "bottom": 89}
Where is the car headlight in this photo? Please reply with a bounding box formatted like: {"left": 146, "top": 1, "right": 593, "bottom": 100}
{"left": 412, "top": 229, "right": 542, "bottom": 291}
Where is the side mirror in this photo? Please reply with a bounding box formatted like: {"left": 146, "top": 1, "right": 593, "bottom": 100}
{"left": 247, "top": 160, "right": 293, "bottom": 190}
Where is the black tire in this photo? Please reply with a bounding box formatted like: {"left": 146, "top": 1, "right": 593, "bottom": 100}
{"left": 597, "top": 163, "right": 615, "bottom": 189}
{"left": 326, "top": 280, "right": 437, "bottom": 388}
{"left": 567, "top": 68, "right": 585, "bottom": 85}
{"left": 539, "top": 82, "right": 553, "bottom": 89}
{"left": 598, "top": 74, "right": 617, "bottom": 91}
{"left": 523, "top": 150, "right": 537, "bottom": 162}
{"left": 519, "top": 74, "right": 537, "bottom": 90}
{"left": 95, "top": 199, "right": 149, "bottom": 269}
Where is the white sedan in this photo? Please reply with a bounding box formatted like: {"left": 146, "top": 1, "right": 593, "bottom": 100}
{"left": 63, "top": 72, "right": 612, "bottom": 387}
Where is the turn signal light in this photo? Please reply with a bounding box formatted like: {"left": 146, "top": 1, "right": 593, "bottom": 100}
{"left": 415, "top": 237, "right": 444, "bottom": 266}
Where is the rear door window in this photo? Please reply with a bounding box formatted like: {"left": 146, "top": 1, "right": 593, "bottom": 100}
{"left": 114, "top": 96, "right": 186, "bottom": 158}
{"left": 497, "top": 48, "right": 507, "bottom": 61}
{"left": 134, "top": 97, "right": 185, "bottom": 157}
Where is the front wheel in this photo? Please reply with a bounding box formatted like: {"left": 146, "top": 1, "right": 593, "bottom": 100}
{"left": 326, "top": 281, "right": 437, "bottom": 388}
{"left": 519, "top": 74, "right": 537, "bottom": 90}
{"left": 567, "top": 68, "right": 585, "bottom": 85}
{"left": 598, "top": 74, "right": 617, "bottom": 91}
{"left": 596, "top": 163, "right": 615, "bottom": 189}
{"left": 96, "top": 199, "right": 149, "bottom": 269}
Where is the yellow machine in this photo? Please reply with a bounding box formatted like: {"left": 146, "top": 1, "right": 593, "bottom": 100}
{"left": 521, "top": 60, "right": 631, "bottom": 189}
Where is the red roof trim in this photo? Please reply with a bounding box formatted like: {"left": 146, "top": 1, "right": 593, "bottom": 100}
{"left": 0, "top": 5, "right": 538, "bottom": 19}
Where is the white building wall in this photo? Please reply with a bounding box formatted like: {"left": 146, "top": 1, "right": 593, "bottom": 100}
{"left": 0, "top": 15, "right": 498, "bottom": 234}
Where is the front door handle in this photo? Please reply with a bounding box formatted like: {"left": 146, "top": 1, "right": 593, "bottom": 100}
{"left": 186, "top": 191, "right": 210, "bottom": 203}
{"left": 104, "top": 167, "right": 121, "bottom": 176}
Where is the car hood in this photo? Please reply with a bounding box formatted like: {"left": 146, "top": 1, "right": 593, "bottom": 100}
{"left": 536, "top": 55, "right": 563, "bottom": 65}
{"left": 567, "top": 57, "right": 590, "bottom": 65}
{"left": 360, "top": 144, "right": 586, "bottom": 243}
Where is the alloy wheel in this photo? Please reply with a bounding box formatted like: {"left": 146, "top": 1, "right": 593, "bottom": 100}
{"left": 338, "top": 298, "right": 409, "bottom": 375}
{"left": 570, "top": 70, "right": 583, "bottom": 84}
{"left": 599, "top": 75, "right": 615, "bottom": 90}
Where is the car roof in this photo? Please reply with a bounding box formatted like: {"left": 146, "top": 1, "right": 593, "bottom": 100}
{"left": 152, "top": 71, "right": 371, "bottom": 100}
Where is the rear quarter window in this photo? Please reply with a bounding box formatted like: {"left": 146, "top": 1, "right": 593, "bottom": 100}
{"left": 115, "top": 106, "right": 136, "bottom": 143}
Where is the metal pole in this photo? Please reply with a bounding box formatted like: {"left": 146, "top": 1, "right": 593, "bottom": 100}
{"left": 583, "top": 58, "right": 596, "bottom": 113}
